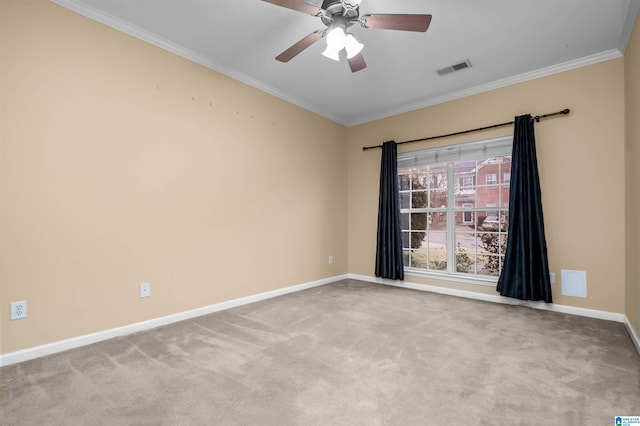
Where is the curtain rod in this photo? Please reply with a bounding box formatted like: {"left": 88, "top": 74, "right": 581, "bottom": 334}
{"left": 361, "top": 108, "right": 570, "bottom": 151}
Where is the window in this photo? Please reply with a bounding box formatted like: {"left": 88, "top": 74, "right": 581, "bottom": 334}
{"left": 486, "top": 173, "right": 497, "bottom": 186}
{"left": 398, "top": 137, "right": 512, "bottom": 281}
{"left": 462, "top": 203, "right": 474, "bottom": 224}
{"left": 503, "top": 171, "right": 511, "bottom": 184}
{"left": 460, "top": 175, "right": 475, "bottom": 188}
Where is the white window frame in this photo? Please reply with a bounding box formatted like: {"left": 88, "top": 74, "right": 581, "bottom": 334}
{"left": 398, "top": 136, "right": 512, "bottom": 286}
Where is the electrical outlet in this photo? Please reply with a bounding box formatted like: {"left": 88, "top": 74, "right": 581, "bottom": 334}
{"left": 139, "top": 282, "right": 150, "bottom": 298}
{"left": 328, "top": 255, "right": 334, "bottom": 265}
{"left": 549, "top": 272, "right": 555, "bottom": 284}
{"left": 10, "top": 301, "right": 27, "bottom": 320}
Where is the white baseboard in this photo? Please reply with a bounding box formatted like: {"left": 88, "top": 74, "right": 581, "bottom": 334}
{"left": 348, "top": 273, "right": 627, "bottom": 323}
{"left": 2, "top": 273, "right": 637, "bottom": 367}
{"left": 349, "top": 273, "right": 640, "bottom": 355}
{"left": 0, "top": 274, "right": 348, "bottom": 367}
{"left": 368, "top": 271, "right": 640, "bottom": 355}
{"left": 624, "top": 315, "right": 640, "bottom": 355}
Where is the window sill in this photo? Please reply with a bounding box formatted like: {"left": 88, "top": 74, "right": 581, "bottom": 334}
{"left": 404, "top": 268, "right": 498, "bottom": 287}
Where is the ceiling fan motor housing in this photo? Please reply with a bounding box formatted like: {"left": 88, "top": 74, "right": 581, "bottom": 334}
{"left": 320, "top": 0, "right": 359, "bottom": 27}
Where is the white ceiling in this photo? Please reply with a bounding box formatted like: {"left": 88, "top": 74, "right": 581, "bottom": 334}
{"left": 52, "top": 0, "right": 639, "bottom": 126}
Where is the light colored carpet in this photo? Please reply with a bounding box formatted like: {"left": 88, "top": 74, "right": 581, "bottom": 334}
{"left": 1, "top": 279, "right": 639, "bottom": 425}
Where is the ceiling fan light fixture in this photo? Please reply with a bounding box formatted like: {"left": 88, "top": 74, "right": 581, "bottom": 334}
{"left": 344, "top": 34, "right": 363, "bottom": 58}
{"left": 321, "top": 45, "right": 341, "bottom": 61}
{"left": 266, "top": 0, "right": 433, "bottom": 73}
{"left": 325, "top": 26, "right": 347, "bottom": 50}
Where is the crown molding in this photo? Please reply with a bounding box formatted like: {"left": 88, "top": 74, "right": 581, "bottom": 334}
{"left": 346, "top": 49, "right": 623, "bottom": 126}
{"left": 619, "top": 0, "right": 640, "bottom": 53}
{"left": 50, "top": 0, "right": 628, "bottom": 127}
{"left": 49, "top": 0, "right": 344, "bottom": 124}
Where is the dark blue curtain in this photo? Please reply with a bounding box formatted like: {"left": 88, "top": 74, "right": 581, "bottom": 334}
{"left": 497, "top": 115, "right": 552, "bottom": 302}
{"left": 375, "top": 141, "right": 404, "bottom": 280}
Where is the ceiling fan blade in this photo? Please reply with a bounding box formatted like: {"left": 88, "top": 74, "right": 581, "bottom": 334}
{"left": 276, "top": 30, "right": 324, "bottom": 62}
{"left": 261, "top": 0, "right": 322, "bottom": 16}
{"left": 347, "top": 52, "right": 367, "bottom": 73}
{"left": 361, "top": 14, "right": 432, "bottom": 32}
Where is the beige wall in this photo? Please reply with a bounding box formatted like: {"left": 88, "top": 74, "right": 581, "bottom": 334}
{"left": 1, "top": 0, "right": 636, "bottom": 357}
{"left": 347, "top": 59, "right": 627, "bottom": 313}
{"left": 0, "top": 0, "right": 348, "bottom": 353}
{"left": 625, "top": 10, "right": 640, "bottom": 337}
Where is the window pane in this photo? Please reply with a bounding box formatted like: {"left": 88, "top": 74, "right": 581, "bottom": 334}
{"left": 455, "top": 161, "right": 476, "bottom": 183}
{"left": 403, "top": 250, "right": 410, "bottom": 267}
{"left": 428, "top": 251, "right": 447, "bottom": 270}
{"left": 478, "top": 213, "right": 508, "bottom": 231}
{"left": 410, "top": 231, "right": 425, "bottom": 249}
{"left": 430, "top": 212, "right": 447, "bottom": 231}
{"left": 500, "top": 186, "right": 510, "bottom": 208}
{"left": 410, "top": 250, "right": 428, "bottom": 268}
{"left": 400, "top": 193, "right": 410, "bottom": 209}
{"left": 427, "top": 164, "right": 447, "bottom": 190}
{"left": 477, "top": 255, "right": 501, "bottom": 276}
{"left": 410, "top": 172, "right": 425, "bottom": 192}
{"left": 455, "top": 248, "right": 475, "bottom": 274}
{"left": 455, "top": 231, "right": 476, "bottom": 253}
{"left": 411, "top": 213, "right": 429, "bottom": 231}
{"left": 402, "top": 231, "right": 410, "bottom": 250}
{"left": 429, "top": 165, "right": 448, "bottom": 209}
{"left": 426, "top": 232, "right": 446, "bottom": 252}
{"left": 478, "top": 186, "right": 501, "bottom": 208}
{"left": 476, "top": 233, "right": 506, "bottom": 276}
{"left": 401, "top": 213, "right": 409, "bottom": 230}
{"left": 500, "top": 156, "right": 512, "bottom": 178}
{"left": 455, "top": 160, "right": 477, "bottom": 206}
{"left": 430, "top": 189, "right": 448, "bottom": 208}
{"left": 412, "top": 168, "right": 429, "bottom": 187}
{"left": 399, "top": 174, "right": 410, "bottom": 190}
{"left": 412, "top": 190, "right": 428, "bottom": 208}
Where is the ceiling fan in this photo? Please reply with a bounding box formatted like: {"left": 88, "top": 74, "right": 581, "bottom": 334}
{"left": 262, "top": 0, "right": 432, "bottom": 72}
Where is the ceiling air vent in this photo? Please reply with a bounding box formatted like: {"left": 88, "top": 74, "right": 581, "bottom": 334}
{"left": 436, "top": 59, "right": 472, "bottom": 76}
